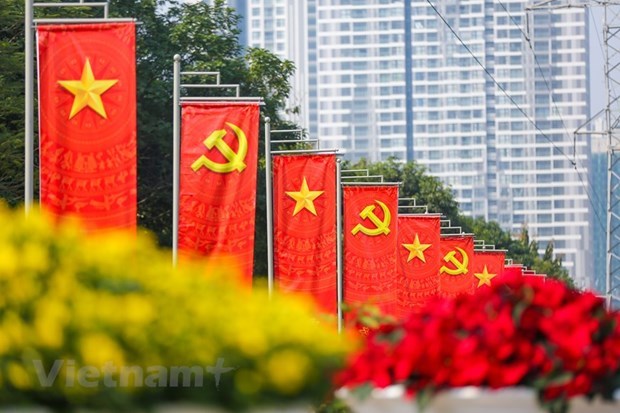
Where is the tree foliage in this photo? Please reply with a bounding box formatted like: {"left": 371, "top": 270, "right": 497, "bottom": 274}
{"left": 0, "top": 0, "right": 26, "bottom": 206}
{"left": 508, "top": 229, "right": 572, "bottom": 287}
{"left": 346, "top": 158, "right": 460, "bottom": 219}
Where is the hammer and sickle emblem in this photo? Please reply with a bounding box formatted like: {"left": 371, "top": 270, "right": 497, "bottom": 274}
{"left": 440, "top": 247, "right": 469, "bottom": 276}
{"left": 351, "top": 200, "right": 391, "bottom": 236}
{"left": 191, "top": 122, "right": 248, "bottom": 173}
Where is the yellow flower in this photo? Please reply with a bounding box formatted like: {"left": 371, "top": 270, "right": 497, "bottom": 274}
{"left": 34, "top": 299, "right": 68, "bottom": 348}
{"left": 48, "top": 270, "right": 78, "bottom": 299}
{"left": 7, "top": 362, "right": 32, "bottom": 390}
{"left": 79, "top": 333, "right": 125, "bottom": 369}
{"left": 20, "top": 241, "right": 49, "bottom": 273}
{"left": 264, "top": 350, "right": 312, "bottom": 395}
{"left": 234, "top": 369, "right": 263, "bottom": 396}
{"left": 3, "top": 312, "right": 26, "bottom": 349}
{"left": 7, "top": 275, "right": 40, "bottom": 305}
{"left": 0, "top": 207, "right": 351, "bottom": 408}
{"left": 0, "top": 333, "right": 9, "bottom": 356}
{"left": 230, "top": 320, "right": 268, "bottom": 357}
{"left": 121, "top": 294, "right": 154, "bottom": 325}
{"left": 0, "top": 245, "right": 19, "bottom": 279}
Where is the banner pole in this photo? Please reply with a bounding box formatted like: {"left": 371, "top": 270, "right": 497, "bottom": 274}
{"left": 25, "top": 0, "right": 34, "bottom": 214}
{"left": 172, "top": 54, "right": 181, "bottom": 266}
{"left": 265, "top": 117, "right": 274, "bottom": 298}
{"left": 336, "top": 158, "right": 343, "bottom": 333}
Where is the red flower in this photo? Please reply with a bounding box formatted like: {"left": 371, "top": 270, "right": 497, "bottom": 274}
{"left": 336, "top": 275, "right": 620, "bottom": 412}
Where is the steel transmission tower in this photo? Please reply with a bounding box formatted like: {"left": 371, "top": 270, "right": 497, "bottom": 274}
{"left": 602, "top": 3, "right": 620, "bottom": 308}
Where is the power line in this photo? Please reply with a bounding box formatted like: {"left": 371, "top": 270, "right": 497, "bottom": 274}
{"left": 497, "top": 0, "right": 579, "bottom": 164}
{"left": 425, "top": 0, "right": 606, "bottom": 233}
{"left": 426, "top": 0, "right": 570, "bottom": 160}
{"left": 575, "top": 167, "right": 607, "bottom": 231}
{"left": 590, "top": 8, "right": 616, "bottom": 98}
{"left": 496, "top": 0, "right": 607, "bottom": 228}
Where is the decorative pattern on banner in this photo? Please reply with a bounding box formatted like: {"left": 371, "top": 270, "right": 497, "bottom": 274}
{"left": 179, "top": 103, "right": 260, "bottom": 284}
{"left": 397, "top": 215, "right": 441, "bottom": 318}
{"left": 439, "top": 235, "right": 475, "bottom": 298}
{"left": 344, "top": 185, "right": 399, "bottom": 317}
{"left": 472, "top": 251, "right": 506, "bottom": 288}
{"left": 37, "top": 23, "right": 137, "bottom": 231}
{"left": 273, "top": 154, "right": 337, "bottom": 313}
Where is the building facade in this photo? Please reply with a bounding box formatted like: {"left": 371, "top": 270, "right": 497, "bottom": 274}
{"left": 241, "top": 0, "right": 592, "bottom": 282}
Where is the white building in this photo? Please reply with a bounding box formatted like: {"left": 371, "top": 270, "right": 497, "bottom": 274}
{"left": 242, "top": 0, "right": 592, "bottom": 282}
{"left": 244, "top": 0, "right": 311, "bottom": 128}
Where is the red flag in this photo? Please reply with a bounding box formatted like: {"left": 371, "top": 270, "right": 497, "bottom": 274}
{"left": 523, "top": 269, "right": 547, "bottom": 280}
{"left": 397, "top": 215, "right": 441, "bottom": 318}
{"left": 37, "top": 23, "right": 136, "bottom": 231}
{"left": 344, "top": 185, "right": 399, "bottom": 317}
{"left": 273, "top": 154, "right": 337, "bottom": 313}
{"left": 439, "top": 235, "right": 475, "bottom": 298}
{"left": 178, "top": 103, "right": 260, "bottom": 284}
{"left": 472, "top": 250, "right": 506, "bottom": 289}
{"left": 502, "top": 264, "right": 525, "bottom": 279}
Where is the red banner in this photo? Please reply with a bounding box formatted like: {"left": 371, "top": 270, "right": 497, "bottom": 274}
{"left": 37, "top": 23, "right": 136, "bottom": 231}
{"left": 439, "top": 235, "right": 475, "bottom": 298}
{"left": 397, "top": 215, "right": 441, "bottom": 318}
{"left": 179, "top": 103, "right": 260, "bottom": 284}
{"left": 523, "top": 269, "right": 547, "bottom": 280}
{"left": 502, "top": 265, "right": 525, "bottom": 279}
{"left": 472, "top": 250, "right": 506, "bottom": 289}
{"left": 344, "top": 185, "right": 399, "bottom": 317}
{"left": 273, "top": 154, "right": 337, "bottom": 313}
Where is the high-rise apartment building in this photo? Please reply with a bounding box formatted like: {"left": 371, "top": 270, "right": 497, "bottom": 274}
{"left": 243, "top": 0, "right": 311, "bottom": 128}
{"left": 242, "top": 0, "right": 592, "bottom": 283}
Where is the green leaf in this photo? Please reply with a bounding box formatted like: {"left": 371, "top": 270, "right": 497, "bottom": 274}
{"left": 533, "top": 371, "right": 573, "bottom": 388}
{"left": 416, "top": 387, "right": 436, "bottom": 412}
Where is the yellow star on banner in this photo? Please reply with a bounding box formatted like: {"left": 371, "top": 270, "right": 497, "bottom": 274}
{"left": 58, "top": 58, "right": 118, "bottom": 119}
{"left": 286, "top": 177, "right": 324, "bottom": 216}
{"left": 474, "top": 265, "right": 497, "bottom": 287}
{"left": 402, "top": 234, "right": 431, "bottom": 263}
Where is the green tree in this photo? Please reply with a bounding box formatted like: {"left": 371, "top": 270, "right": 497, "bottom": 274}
{"left": 457, "top": 216, "right": 513, "bottom": 250}
{"left": 348, "top": 158, "right": 460, "bottom": 219}
{"left": 509, "top": 230, "right": 572, "bottom": 286}
{"left": 0, "top": 0, "right": 26, "bottom": 206}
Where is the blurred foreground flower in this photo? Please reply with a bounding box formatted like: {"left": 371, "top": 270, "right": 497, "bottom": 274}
{"left": 337, "top": 275, "right": 620, "bottom": 413}
{"left": 0, "top": 206, "right": 350, "bottom": 411}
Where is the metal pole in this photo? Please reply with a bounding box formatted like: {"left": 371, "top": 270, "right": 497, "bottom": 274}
{"left": 604, "top": 4, "right": 613, "bottom": 309}
{"left": 265, "top": 117, "right": 274, "bottom": 297}
{"left": 25, "top": 0, "right": 34, "bottom": 213}
{"left": 336, "top": 158, "right": 343, "bottom": 333}
{"left": 172, "top": 54, "right": 181, "bottom": 266}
